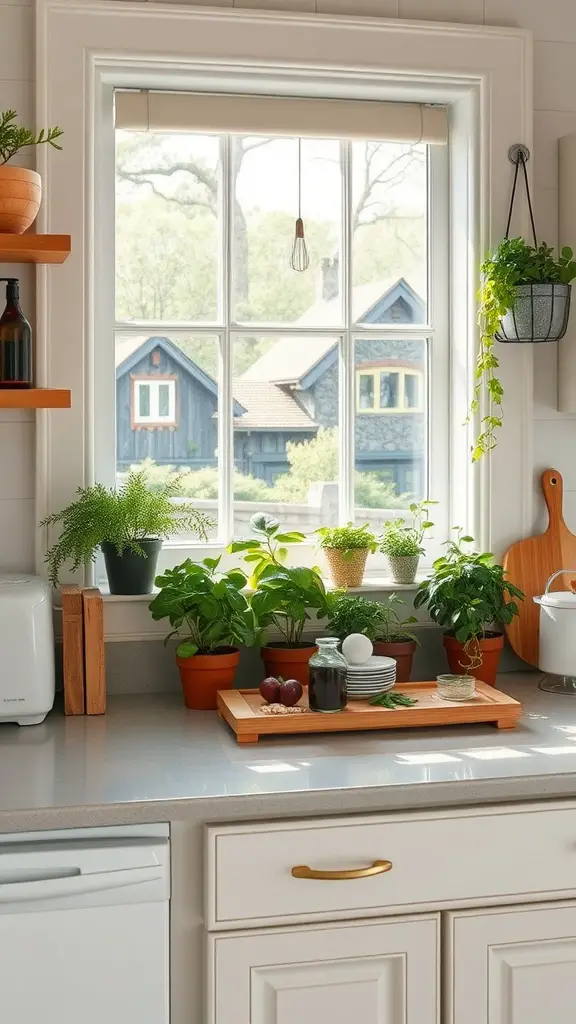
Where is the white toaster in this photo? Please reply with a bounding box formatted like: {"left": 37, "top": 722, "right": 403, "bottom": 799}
{"left": 0, "top": 574, "right": 55, "bottom": 725}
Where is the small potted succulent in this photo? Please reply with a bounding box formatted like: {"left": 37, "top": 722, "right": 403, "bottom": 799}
{"left": 315, "top": 522, "right": 377, "bottom": 588}
{"left": 472, "top": 237, "right": 576, "bottom": 460}
{"left": 0, "top": 110, "right": 63, "bottom": 233}
{"left": 251, "top": 564, "right": 332, "bottom": 687}
{"left": 380, "top": 501, "right": 435, "bottom": 585}
{"left": 149, "top": 557, "right": 259, "bottom": 709}
{"left": 42, "top": 471, "right": 213, "bottom": 594}
{"left": 413, "top": 531, "right": 524, "bottom": 685}
{"left": 372, "top": 593, "right": 420, "bottom": 682}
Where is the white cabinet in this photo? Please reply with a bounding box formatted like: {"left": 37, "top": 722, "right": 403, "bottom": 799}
{"left": 448, "top": 902, "right": 576, "bottom": 1024}
{"left": 209, "top": 914, "right": 439, "bottom": 1024}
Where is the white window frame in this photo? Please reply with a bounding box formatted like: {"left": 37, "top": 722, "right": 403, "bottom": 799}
{"left": 36, "top": 3, "right": 533, "bottom": 610}
{"left": 132, "top": 378, "right": 176, "bottom": 426}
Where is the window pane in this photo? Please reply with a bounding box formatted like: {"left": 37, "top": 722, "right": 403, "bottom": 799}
{"left": 115, "top": 130, "right": 220, "bottom": 322}
{"left": 380, "top": 371, "right": 399, "bottom": 409}
{"left": 354, "top": 337, "right": 426, "bottom": 524}
{"left": 232, "top": 335, "right": 340, "bottom": 537}
{"left": 232, "top": 137, "right": 342, "bottom": 325}
{"left": 358, "top": 374, "right": 374, "bottom": 410}
{"left": 351, "top": 141, "right": 427, "bottom": 324}
{"left": 404, "top": 372, "right": 419, "bottom": 410}
{"left": 116, "top": 332, "right": 219, "bottom": 539}
{"left": 138, "top": 383, "right": 150, "bottom": 418}
{"left": 158, "top": 383, "right": 171, "bottom": 418}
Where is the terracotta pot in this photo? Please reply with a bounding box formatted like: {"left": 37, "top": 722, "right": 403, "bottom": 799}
{"left": 262, "top": 643, "right": 318, "bottom": 687}
{"left": 442, "top": 632, "right": 504, "bottom": 687}
{"left": 0, "top": 167, "right": 42, "bottom": 233}
{"left": 176, "top": 646, "right": 240, "bottom": 710}
{"left": 387, "top": 554, "right": 419, "bottom": 585}
{"left": 324, "top": 548, "right": 369, "bottom": 589}
{"left": 373, "top": 639, "right": 417, "bottom": 682}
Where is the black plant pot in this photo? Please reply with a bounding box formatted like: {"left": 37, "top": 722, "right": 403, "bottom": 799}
{"left": 101, "top": 539, "right": 162, "bottom": 595}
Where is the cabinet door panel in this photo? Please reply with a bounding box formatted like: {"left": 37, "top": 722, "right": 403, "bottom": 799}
{"left": 210, "top": 914, "right": 438, "bottom": 1024}
{"left": 449, "top": 902, "right": 576, "bottom": 1024}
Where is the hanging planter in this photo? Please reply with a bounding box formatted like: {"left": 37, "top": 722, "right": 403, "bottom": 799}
{"left": 471, "top": 144, "right": 576, "bottom": 461}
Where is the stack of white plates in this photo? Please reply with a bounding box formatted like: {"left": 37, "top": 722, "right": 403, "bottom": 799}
{"left": 345, "top": 655, "right": 396, "bottom": 700}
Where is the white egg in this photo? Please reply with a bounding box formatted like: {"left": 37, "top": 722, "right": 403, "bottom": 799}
{"left": 342, "top": 633, "right": 373, "bottom": 665}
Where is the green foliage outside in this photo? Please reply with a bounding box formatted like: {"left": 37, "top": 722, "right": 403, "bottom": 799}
{"left": 149, "top": 556, "right": 258, "bottom": 657}
{"left": 473, "top": 238, "right": 576, "bottom": 461}
{"left": 41, "top": 471, "right": 214, "bottom": 587}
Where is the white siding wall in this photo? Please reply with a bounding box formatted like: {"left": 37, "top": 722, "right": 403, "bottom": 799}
{"left": 0, "top": 0, "right": 574, "bottom": 568}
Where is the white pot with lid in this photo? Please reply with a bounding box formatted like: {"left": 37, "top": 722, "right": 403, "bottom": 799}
{"left": 534, "top": 569, "right": 576, "bottom": 676}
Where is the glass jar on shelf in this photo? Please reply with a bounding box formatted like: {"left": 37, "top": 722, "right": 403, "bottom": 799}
{"left": 308, "top": 637, "right": 347, "bottom": 713}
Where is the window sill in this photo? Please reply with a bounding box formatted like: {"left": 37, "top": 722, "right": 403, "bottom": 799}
{"left": 98, "top": 574, "right": 426, "bottom": 602}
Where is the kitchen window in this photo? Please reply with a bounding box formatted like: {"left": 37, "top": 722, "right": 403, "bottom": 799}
{"left": 113, "top": 90, "right": 449, "bottom": 550}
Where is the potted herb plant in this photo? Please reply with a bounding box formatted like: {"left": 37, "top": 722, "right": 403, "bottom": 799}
{"left": 413, "top": 531, "right": 524, "bottom": 685}
{"left": 326, "top": 594, "right": 386, "bottom": 643}
{"left": 380, "top": 501, "right": 435, "bottom": 585}
{"left": 251, "top": 564, "right": 332, "bottom": 686}
{"left": 315, "top": 522, "right": 377, "bottom": 588}
{"left": 0, "top": 110, "right": 63, "bottom": 233}
{"left": 42, "top": 471, "right": 213, "bottom": 594}
{"left": 473, "top": 238, "right": 576, "bottom": 460}
{"left": 372, "top": 593, "right": 420, "bottom": 682}
{"left": 228, "top": 512, "right": 306, "bottom": 586}
{"left": 149, "top": 557, "right": 258, "bottom": 709}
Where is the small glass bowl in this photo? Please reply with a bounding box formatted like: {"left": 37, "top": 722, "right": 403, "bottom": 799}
{"left": 437, "top": 674, "right": 476, "bottom": 701}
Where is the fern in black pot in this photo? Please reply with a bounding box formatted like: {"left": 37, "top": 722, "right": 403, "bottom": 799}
{"left": 42, "top": 471, "right": 214, "bottom": 594}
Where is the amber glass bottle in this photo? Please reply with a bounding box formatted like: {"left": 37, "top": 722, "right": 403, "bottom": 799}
{"left": 0, "top": 278, "right": 32, "bottom": 388}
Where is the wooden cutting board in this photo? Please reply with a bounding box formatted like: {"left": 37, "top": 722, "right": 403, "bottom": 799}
{"left": 503, "top": 469, "right": 576, "bottom": 666}
{"left": 61, "top": 584, "right": 85, "bottom": 715}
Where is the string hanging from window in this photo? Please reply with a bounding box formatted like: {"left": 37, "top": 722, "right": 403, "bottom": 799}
{"left": 290, "top": 138, "right": 310, "bottom": 272}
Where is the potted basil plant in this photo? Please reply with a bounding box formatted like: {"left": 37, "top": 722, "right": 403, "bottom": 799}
{"left": 42, "top": 471, "right": 213, "bottom": 594}
{"left": 149, "top": 557, "right": 259, "bottom": 710}
{"left": 414, "top": 531, "right": 524, "bottom": 686}
{"left": 315, "top": 522, "right": 377, "bottom": 588}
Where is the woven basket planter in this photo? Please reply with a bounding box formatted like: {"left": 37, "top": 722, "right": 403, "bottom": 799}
{"left": 325, "top": 548, "right": 369, "bottom": 589}
{"left": 387, "top": 554, "right": 419, "bottom": 585}
{"left": 496, "top": 282, "right": 571, "bottom": 343}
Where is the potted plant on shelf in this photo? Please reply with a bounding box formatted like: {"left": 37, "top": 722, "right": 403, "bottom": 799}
{"left": 315, "top": 522, "right": 377, "bottom": 588}
{"left": 228, "top": 512, "right": 306, "bottom": 587}
{"left": 472, "top": 237, "right": 576, "bottom": 460}
{"left": 42, "top": 470, "right": 213, "bottom": 594}
{"left": 372, "top": 593, "right": 420, "bottom": 682}
{"left": 380, "top": 501, "right": 435, "bottom": 585}
{"left": 326, "top": 594, "right": 386, "bottom": 643}
{"left": 149, "top": 557, "right": 258, "bottom": 710}
{"left": 413, "top": 531, "right": 524, "bottom": 686}
{"left": 251, "top": 565, "right": 332, "bottom": 686}
{"left": 0, "top": 110, "right": 63, "bottom": 233}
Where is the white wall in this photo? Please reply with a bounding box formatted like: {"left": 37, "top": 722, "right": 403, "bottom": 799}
{"left": 0, "top": 0, "right": 574, "bottom": 569}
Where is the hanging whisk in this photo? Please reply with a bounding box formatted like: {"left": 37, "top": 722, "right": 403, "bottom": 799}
{"left": 290, "top": 138, "right": 310, "bottom": 272}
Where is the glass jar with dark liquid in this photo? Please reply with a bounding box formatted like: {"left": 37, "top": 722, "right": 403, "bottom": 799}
{"left": 308, "top": 637, "right": 347, "bottom": 713}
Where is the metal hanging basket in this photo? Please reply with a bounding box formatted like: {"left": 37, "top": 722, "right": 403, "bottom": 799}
{"left": 496, "top": 144, "right": 571, "bottom": 344}
{"left": 496, "top": 282, "right": 572, "bottom": 343}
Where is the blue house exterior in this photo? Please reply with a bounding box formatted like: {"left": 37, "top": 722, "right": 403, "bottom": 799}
{"left": 116, "top": 275, "right": 426, "bottom": 495}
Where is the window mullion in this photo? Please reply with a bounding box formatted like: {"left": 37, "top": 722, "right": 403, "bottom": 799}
{"left": 218, "top": 134, "right": 234, "bottom": 544}
{"left": 339, "top": 139, "right": 355, "bottom": 525}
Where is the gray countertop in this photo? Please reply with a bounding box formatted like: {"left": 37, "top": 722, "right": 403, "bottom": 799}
{"left": 1, "top": 673, "right": 576, "bottom": 833}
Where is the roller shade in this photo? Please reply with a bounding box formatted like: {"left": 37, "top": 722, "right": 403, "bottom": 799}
{"left": 115, "top": 90, "right": 447, "bottom": 145}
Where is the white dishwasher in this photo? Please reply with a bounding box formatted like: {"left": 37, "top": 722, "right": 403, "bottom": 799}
{"left": 0, "top": 823, "right": 169, "bottom": 1024}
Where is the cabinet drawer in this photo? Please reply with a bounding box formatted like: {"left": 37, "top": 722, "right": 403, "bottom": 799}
{"left": 206, "top": 802, "right": 576, "bottom": 929}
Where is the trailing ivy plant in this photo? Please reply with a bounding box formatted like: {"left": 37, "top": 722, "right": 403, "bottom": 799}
{"left": 41, "top": 471, "right": 214, "bottom": 587}
{"left": 0, "top": 109, "right": 63, "bottom": 165}
{"left": 472, "top": 237, "right": 576, "bottom": 461}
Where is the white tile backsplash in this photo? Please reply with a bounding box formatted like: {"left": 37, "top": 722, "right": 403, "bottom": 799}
{"left": 0, "top": 422, "right": 34, "bottom": 499}
{"left": 485, "top": 0, "right": 576, "bottom": 42}
{"left": 399, "top": 0, "right": 483, "bottom": 22}
{"left": 317, "top": 0, "right": 398, "bottom": 15}
{"left": 0, "top": 6, "right": 32, "bottom": 81}
{"left": 534, "top": 419, "right": 576, "bottom": 487}
{"left": 535, "top": 41, "right": 576, "bottom": 113}
{"left": 0, "top": 499, "right": 34, "bottom": 572}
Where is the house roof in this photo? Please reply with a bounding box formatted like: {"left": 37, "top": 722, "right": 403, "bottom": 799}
{"left": 242, "top": 277, "right": 424, "bottom": 385}
{"left": 232, "top": 380, "right": 317, "bottom": 431}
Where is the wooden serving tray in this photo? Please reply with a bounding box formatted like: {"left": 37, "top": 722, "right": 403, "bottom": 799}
{"left": 217, "top": 682, "right": 522, "bottom": 744}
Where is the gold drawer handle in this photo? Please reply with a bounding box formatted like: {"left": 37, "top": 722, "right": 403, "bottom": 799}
{"left": 291, "top": 859, "right": 392, "bottom": 881}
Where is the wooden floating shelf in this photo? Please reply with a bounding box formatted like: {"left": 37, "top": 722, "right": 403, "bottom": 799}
{"left": 0, "top": 234, "right": 71, "bottom": 264}
{"left": 0, "top": 388, "right": 71, "bottom": 409}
